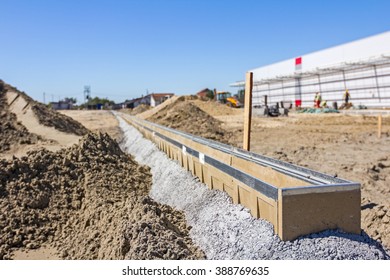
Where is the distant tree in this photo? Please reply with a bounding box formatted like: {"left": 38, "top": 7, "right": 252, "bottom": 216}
{"left": 62, "top": 97, "right": 77, "bottom": 104}
{"left": 86, "top": 97, "right": 115, "bottom": 106}
{"left": 206, "top": 89, "right": 214, "bottom": 100}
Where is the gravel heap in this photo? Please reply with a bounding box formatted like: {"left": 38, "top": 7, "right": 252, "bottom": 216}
{"left": 147, "top": 97, "right": 232, "bottom": 145}
{"left": 0, "top": 132, "right": 204, "bottom": 260}
{"left": 2, "top": 81, "right": 88, "bottom": 136}
{"left": 116, "top": 113, "right": 390, "bottom": 260}
{"left": 0, "top": 81, "right": 41, "bottom": 152}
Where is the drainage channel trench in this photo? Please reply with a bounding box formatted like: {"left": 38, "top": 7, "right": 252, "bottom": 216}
{"left": 114, "top": 112, "right": 389, "bottom": 260}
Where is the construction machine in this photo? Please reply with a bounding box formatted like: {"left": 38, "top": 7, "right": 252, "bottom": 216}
{"left": 216, "top": 91, "right": 242, "bottom": 108}
{"left": 254, "top": 103, "right": 288, "bottom": 117}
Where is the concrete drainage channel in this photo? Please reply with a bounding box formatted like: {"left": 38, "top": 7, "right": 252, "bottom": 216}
{"left": 114, "top": 112, "right": 389, "bottom": 260}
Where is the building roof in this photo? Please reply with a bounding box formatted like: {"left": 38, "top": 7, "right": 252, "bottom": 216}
{"left": 125, "top": 97, "right": 142, "bottom": 104}
{"left": 196, "top": 88, "right": 210, "bottom": 94}
{"left": 149, "top": 93, "right": 174, "bottom": 99}
{"left": 231, "top": 54, "right": 390, "bottom": 87}
{"left": 231, "top": 31, "right": 390, "bottom": 87}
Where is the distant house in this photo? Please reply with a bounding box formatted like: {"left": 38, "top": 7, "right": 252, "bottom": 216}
{"left": 140, "top": 93, "right": 174, "bottom": 107}
{"left": 196, "top": 88, "right": 211, "bottom": 98}
{"left": 50, "top": 100, "right": 74, "bottom": 110}
{"left": 124, "top": 97, "right": 143, "bottom": 109}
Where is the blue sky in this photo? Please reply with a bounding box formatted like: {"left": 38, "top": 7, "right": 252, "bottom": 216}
{"left": 1, "top": 0, "right": 390, "bottom": 103}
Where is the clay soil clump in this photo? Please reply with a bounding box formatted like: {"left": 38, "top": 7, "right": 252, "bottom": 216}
{"left": 0, "top": 132, "right": 205, "bottom": 260}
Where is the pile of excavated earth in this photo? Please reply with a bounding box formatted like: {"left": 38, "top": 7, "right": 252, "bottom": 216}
{"left": 2, "top": 81, "right": 88, "bottom": 137}
{"left": 119, "top": 104, "right": 151, "bottom": 116}
{"left": 146, "top": 96, "right": 233, "bottom": 145}
{"left": 0, "top": 133, "right": 204, "bottom": 260}
{"left": 0, "top": 81, "right": 205, "bottom": 260}
{"left": 0, "top": 81, "right": 41, "bottom": 153}
{"left": 130, "top": 104, "right": 152, "bottom": 115}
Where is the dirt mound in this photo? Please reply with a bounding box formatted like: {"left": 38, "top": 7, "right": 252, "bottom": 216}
{"left": 119, "top": 105, "right": 152, "bottom": 117}
{"left": 147, "top": 98, "right": 233, "bottom": 145}
{"left": 133, "top": 104, "right": 151, "bottom": 115}
{"left": 122, "top": 196, "right": 204, "bottom": 259}
{"left": 362, "top": 200, "right": 390, "bottom": 249}
{"left": 191, "top": 99, "right": 242, "bottom": 117}
{"left": 2, "top": 82, "right": 88, "bottom": 136}
{"left": 0, "top": 132, "right": 205, "bottom": 259}
{"left": 0, "top": 81, "right": 42, "bottom": 152}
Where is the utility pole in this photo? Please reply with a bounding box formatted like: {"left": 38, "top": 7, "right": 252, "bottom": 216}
{"left": 43, "top": 92, "right": 46, "bottom": 104}
{"left": 84, "top": 85, "right": 91, "bottom": 104}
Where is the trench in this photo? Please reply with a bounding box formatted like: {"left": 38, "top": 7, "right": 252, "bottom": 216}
{"left": 115, "top": 112, "right": 389, "bottom": 260}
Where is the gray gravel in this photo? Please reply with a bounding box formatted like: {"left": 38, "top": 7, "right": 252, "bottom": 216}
{"left": 115, "top": 113, "right": 390, "bottom": 260}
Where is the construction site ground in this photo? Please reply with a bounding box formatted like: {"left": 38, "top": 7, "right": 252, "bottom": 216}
{"left": 66, "top": 99, "right": 390, "bottom": 251}
{"left": 127, "top": 98, "right": 390, "bottom": 250}
{"left": 1, "top": 85, "right": 389, "bottom": 259}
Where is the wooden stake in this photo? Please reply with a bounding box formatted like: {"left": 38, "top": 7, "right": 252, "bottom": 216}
{"left": 243, "top": 72, "right": 253, "bottom": 151}
{"left": 378, "top": 114, "right": 382, "bottom": 138}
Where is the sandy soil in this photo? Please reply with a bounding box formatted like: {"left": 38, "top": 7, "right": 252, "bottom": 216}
{"left": 12, "top": 246, "right": 60, "bottom": 260}
{"left": 1, "top": 82, "right": 205, "bottom": 260}
{"left": 60, "top": 110, "right": 122, "bottom": 141}
{"left": 0, "top": 81, "right": 88, "bottom": 159}
{"left": 190, "top": 99, "right": 242, "bottom": 117}
{"left": 1, "top": 132, "right": 204, "bottom": 260}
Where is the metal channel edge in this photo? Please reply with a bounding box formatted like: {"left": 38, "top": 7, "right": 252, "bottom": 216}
{"left": 126, "top": 115, "right": 350, "bottom": 186}
{"left": 118, "top": 113, "right": 360, "bottom": 195}
{"left": 280, "top": 183, "right": 360, "bottom": 196}
{"left": 119, "top": 114, "right": 279, "bottom": 200}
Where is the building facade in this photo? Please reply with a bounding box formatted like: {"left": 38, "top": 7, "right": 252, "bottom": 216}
{"left": 232, "top": 31, "right": 390, "bottom": 108}
{"left": 140, "top": 93, "right": 174, "bottom": 107}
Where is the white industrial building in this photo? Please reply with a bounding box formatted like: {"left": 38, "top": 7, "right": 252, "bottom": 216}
{"left": 232, "top": 31, "right": 390, "bottom": 108}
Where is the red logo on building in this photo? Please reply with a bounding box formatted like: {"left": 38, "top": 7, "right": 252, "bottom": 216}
{"left": 295, "top": 57, "right": 302, "bottom": 65}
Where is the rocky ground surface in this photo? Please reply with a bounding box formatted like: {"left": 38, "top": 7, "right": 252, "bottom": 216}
{"left": 0, "top": 132, "right": 205, "bottom": 260}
